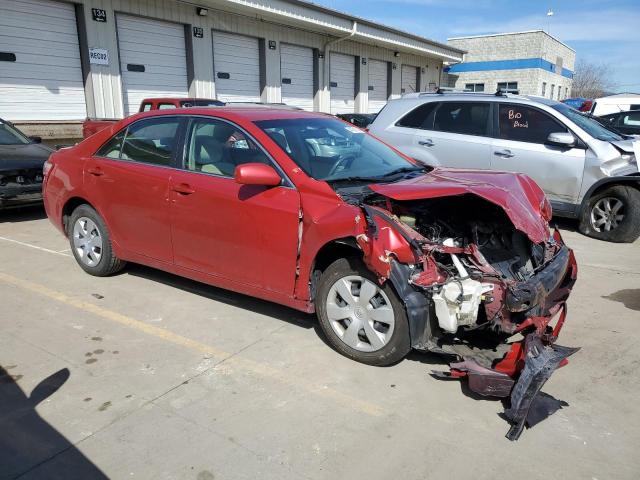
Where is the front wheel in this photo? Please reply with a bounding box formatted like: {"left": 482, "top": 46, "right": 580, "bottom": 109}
{"left": 579, "top": 185, "right": 640, "bottom": 243}
{"left": 316, "top": 258, "right": 411, "bottom": 366}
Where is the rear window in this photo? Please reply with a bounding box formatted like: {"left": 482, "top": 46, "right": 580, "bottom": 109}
{"left": 396, "top": 102, "right": 437, "bottom": 129}
{"left": 96, "top": 117, "right": 181, "bottom": 166}
{"left": 433, "top": 102, "right": 490, "bottom": 136}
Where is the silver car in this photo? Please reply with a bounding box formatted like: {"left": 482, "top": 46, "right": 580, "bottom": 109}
{"left": 369, "top": 92, "right": 640, "bottom": 243}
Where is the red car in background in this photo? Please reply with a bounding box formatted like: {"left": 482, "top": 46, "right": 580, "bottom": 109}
{"left": 82, "top": 97, "right": 225, "bottom": 138}
{"left": 43, "top": 107, "right": 578, "bottom": 439}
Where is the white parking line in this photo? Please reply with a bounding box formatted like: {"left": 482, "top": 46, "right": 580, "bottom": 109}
{"left": 0, "top": 236, "right": 70, "bottom": 257}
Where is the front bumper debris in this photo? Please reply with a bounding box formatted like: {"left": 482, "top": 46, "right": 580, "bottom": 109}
{"left": 504, "top": 334, "right": 579, "bottom": 440}
{"left": 431, "top": 230, "right": 579, "bottom": 440}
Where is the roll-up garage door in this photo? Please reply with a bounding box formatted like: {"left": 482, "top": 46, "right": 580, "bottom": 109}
{"left": 330, "top": 53, "right": 355, "bottom": 114}
{"left": 368, "top": 59, "right": 388, "bottom": 113}
{"left": 116, "top": 14, "right": 189, "bottom": 116}
{"left": 280, "top": 44, "right": 314, "bottom": 111}
{"left": 0, "top": 0, "right": 86, "bottom": 121}
{"left": 213, "top": 31, "right": 261, "bottom": 103}
{"left": 401, "top": 65, "right": 418, "bottom": 95}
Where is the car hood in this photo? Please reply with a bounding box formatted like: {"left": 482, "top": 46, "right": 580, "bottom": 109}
{"left": 609, "top": 139, "right": 636, "bottom": 154}
{"left": 0, "top": 143, "right": 53, "bottom": 171}
{"left": 369, "top": 168, "right": 550, "bottom": 244}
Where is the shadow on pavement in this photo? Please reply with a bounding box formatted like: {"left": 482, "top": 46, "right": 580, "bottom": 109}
{"left": 125, "top": 264, "right": 317, "bottom": 330}
{"left": 0, "top": 366, "right": 107, "bottom": 479}
{"left": 551, "top": 217, "right": 578, "bottom": 233}
{"left": 0, "top": 205, "right": 47, "bottom": 223}
{"left": 603, "top": 289, "right": 640, "bottom": 311}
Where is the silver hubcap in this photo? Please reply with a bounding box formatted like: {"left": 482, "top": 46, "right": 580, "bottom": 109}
{"left": 326, "top": 275, "right": 395, "bottom": 352}
{"left": 73, "top": 217, "right": 103, "bottom": 267}
{"left": 591, "top": 197, "right": 625, "bottom": 232}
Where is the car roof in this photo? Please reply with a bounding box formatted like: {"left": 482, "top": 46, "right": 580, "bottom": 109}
{"left": 130, "top": 106, "right": 332, "bottom": 123}
{"left": 141, "top": 97, "right": 219, "bottom": 102}
{"left": 391, "top": 92, "right": 564, "bottom": 108}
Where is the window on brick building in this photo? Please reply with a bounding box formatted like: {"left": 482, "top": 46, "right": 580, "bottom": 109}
{"left": 464, "top": 83, "right": 485, "bottom": 92}
{"left": 497, "top": 82, "right": 518, "bottom": 93}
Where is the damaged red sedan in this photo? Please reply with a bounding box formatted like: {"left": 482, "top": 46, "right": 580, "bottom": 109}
{"left": 43, "top": 108, "right": 578, "bottom": 439}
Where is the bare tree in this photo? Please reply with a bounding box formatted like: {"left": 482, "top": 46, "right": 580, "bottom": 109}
{"left": 571, "top": 59, "right": 616, "bottom": 98}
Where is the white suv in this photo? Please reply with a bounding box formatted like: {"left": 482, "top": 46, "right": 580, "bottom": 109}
{"left": 368, "top": 91, "right": 640, "bottom": 243}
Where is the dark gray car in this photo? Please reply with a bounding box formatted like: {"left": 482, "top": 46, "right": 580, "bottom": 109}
{"left": 0, "top": 119, "right": 52, "bottom": 209}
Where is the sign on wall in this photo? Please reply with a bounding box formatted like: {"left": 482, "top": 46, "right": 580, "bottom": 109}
{"left": 89, "top": 48, "right": 109, "bottom": 65}
{"left": 92, "top": 8, "right": 107, "bottom": 22}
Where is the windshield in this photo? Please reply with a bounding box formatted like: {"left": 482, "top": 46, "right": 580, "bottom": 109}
{"left": 552, "top": 103, "right": 623, "bottom": 142}
{"left": 254, "top": 117, "right": 420, "bottom": 182}
{"left": 0, "top": 121, "right": 31, "bottom": 145}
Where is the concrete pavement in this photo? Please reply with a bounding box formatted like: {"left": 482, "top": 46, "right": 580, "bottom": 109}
{"left": 1, "top": 207, "right": 638, "bottom": 479}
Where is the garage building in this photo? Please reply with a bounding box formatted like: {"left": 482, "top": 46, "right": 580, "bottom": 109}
{"left": 0, "top": 0, "right": 463, "bottom": 139}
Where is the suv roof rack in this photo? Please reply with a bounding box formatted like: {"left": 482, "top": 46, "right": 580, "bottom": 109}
{"left": 495, "top": 88, "right": 520, "bottom": 96}
{"left": 402, "top": 89, "right": 525, "bottom": 98}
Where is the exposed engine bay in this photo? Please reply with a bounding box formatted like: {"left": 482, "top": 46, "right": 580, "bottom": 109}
{"left": 339, "top": 187, "right": 579, "bottom": 440}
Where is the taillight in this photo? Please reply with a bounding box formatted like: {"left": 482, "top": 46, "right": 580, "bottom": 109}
{"left": 43, "top": 160, "right": 53, "bottom": 177}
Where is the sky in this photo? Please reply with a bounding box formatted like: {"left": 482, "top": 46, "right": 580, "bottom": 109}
{"left": 315, "top": 0, "right": 640, "bottom": 92}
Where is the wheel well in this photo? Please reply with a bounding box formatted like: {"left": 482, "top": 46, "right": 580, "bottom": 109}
{"left": 581, "top": 177, "right": 640, "bottom": 215}
{"left": 62, "top": 197, "right": 93, "bottom": 234}
{"left": 309, "top": 238, "right": 362, "bottom": 301}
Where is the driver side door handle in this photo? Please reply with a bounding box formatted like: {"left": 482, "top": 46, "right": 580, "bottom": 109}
{"left": 494, "top": 149, "right": 515, "bottom": 158}
{"left": 418, "top": 139, "right": 434, "bottom": 147}
{"left": 172, "top": 183, "right": 196, "bottom": 195}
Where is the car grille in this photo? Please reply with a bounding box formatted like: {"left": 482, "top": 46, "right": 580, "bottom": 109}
{"left": 0, "top": 168, "right": 44, "bottom": 187}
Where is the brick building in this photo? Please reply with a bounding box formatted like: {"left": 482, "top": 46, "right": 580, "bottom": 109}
{"left": 443, "top": 30, "right": 575, "bottom": 99}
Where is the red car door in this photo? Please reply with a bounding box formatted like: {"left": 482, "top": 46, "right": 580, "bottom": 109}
{"left": 169, "top": 117, "right": 300, "bottom": 294}
{"left": 84, "top": 117, "right": 183, "bottom": 264}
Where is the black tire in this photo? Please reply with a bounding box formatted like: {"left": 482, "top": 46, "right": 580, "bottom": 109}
{"left": 67, "top": 204, "right": 126, "bottom": 276}
{"left": 579, "top": 185, "right": 640, "bottom": 243}
{"left": 316, "top": 257, "right": 411, "bottom": 366}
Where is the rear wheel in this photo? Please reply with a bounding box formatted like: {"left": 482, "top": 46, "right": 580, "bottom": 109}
{"left": 579, "top": 185, "right": 640, "bottom": 243}
{"left": 68, "top": 204, "right": 126, "bottom": 276}
{"left": 316, "top": 257, "right": 411, "bottom": 366}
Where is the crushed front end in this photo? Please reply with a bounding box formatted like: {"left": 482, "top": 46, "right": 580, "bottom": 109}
{"left": 342, "top": 175, "right": 579, "bottom": 440}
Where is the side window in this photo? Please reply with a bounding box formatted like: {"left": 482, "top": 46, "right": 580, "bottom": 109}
{"left": 622, "top": 112, "right": 640, "bottom": 126}
{"left": 396, "top": 102, "right": 437, "bottom": 129}
{"left": 433, "top": 102, "right": 490, "bottom": 136}
{"left": 184, "top": 118, "right": 271, "bottom": 177}
{"left": 120, "top": 117, "right": 181, "bottom": 165}
{"left": 498, "top": 104, "right": 567, "bottom": 144}
{"left": 96, "top": 130, "right": 126, "bottom": 158}
{"left": 158, "top": 103, "right": 177, "bottom": 110}
{"left": 140, "top": 103, "right": 152, "bottom": 112}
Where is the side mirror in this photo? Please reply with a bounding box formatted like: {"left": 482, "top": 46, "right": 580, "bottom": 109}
{"left": 546, "top": 132, "right": 575, "bottom": 148}
{"left": 234, "top": 163, "right": 282, "bottom": 187}
{"left": 29, "top": 136, "right": 42, "bottom": 144}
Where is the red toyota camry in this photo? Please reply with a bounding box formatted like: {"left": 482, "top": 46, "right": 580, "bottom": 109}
{"left": 43, "top": 107, "right": 578, "bottom": 439}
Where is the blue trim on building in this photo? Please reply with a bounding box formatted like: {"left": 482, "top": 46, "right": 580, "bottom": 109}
{"left": 447, "top": 58, "right": 573, "bottom": 79}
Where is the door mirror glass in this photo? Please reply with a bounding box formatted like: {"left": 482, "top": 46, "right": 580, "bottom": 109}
{"left": 546, "top": 132, "right": 576, "bottom": 148}
{"left": 234, "top": 163, "right": 281, "bottom": 186}
{"left": 29, "top": 135, "right": 42, "bottom": 144}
